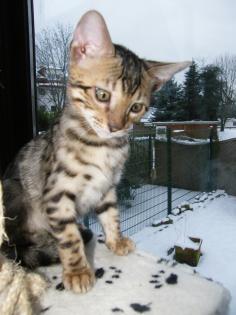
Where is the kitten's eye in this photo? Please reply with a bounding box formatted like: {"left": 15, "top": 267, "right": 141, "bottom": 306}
{"left": 130, "top": 103, "right": 143, "bottom": 113}
{"left": 95, "top": 88, "right": 110, "bottom": 102}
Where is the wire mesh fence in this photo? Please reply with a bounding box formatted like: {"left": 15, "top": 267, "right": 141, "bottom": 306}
{"left": 87, "top": 123, "right": 216, "bottom": 236}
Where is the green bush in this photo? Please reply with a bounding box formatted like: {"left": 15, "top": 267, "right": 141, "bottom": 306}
{"left": 37, "top": 107, "right": 60, "bottom": 132}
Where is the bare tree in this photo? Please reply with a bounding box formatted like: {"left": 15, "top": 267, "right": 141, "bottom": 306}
{"left": 215, "top": 55, "right": 236, "bottom": 131}
{"left": 35, "top": 23, "right": 72, "bottom": 111}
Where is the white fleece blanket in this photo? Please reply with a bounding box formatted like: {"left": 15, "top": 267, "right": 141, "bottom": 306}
{"left": 40, "top": 237, "right": 231, "bottom": 315}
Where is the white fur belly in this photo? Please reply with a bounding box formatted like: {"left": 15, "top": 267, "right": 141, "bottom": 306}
{"left": 76, "top": 170, "right": 112, "bottom": 214}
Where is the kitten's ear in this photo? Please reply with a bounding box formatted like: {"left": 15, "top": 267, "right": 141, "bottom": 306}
{"left": 71, "top": 10, "right": 114, "bottom": 62}
{"left": 146, "top": 60, "right": 191, "bottom": 91}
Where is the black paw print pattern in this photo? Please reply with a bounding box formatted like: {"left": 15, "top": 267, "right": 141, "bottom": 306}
{"left": 112, "top": 307, "right": 124, "bottom": 313}
{"left": 150, "top": 277, "right": 162, "bottom": 289}
{"left": 112, "top": 303, "right": 151, "bottom": 314}
{"left": 101, "top": 266, "right": 123, "bottom": 285}
{"left": 149, "top": 266, "right": 178, "bottom": 289}
{"left": 97, "top": 233, "right": 105, "bottom": 244}
{"left": 95, "top": 267, "right": 105, "bottom": 279}
{"left": 93, "top": 265, "right": 123, "bottom": 285}
{"left": 50, "top": 273, "right": 65, "bottom": 291}
{"left": 130, "top": 303, "right": 151, "bottom": 313}
{"left": 149, "top": 268, "right": 165, "bottom": 289}
{"left": 165, "top": 273, "right": 178, "bottom": 284}
{"left": 55, "top": 282, "right": 65, "bottom": 291}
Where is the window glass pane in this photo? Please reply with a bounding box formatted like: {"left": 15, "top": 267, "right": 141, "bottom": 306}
{"left": 34, "top": 1, "right": 73, "bottom": 132}
{"left": 33, "top": 0, "right": 236, "bottom": 132}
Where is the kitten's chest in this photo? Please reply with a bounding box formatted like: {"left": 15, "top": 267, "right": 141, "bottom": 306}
{"left": 89, "top": 145, "right": 128, "bottom": 188}
{"left": 75, "top": 145, "right": 128, "bottom": 211}
{"left": 104, "top": 148, "right": 127, "bottom": 175}
{"left": 82, "top": 144, "right": 128, "bottom": 180}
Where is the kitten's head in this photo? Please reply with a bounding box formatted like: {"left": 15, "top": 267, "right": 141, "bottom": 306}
{"left": 68, "top": 10, "right": 190, "bottom": 139}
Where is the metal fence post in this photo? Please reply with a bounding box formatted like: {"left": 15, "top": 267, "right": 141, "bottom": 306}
{"left": 167, "top": 127, "right": 172, "bottom": 215}
{"left": 207, "top": 126, "right": 214, "bottom": 192}
{"left": 148, "top": 135, "right": 152, "bottom": 176}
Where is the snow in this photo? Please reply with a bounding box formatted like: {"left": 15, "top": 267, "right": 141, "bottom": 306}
{"left": 132, "top": 190, "right": 236, "bottom": 315}
{"left": 140, "top": 107, "right": 157, "bottom": 123}
{"left": 218, "top": 128, "right": 236, "bottom": 141}
{"left": 172, "top": 207, "right": 181, "bottom": 215}
{"left": 156, "top": 133, "right": 210, "bottom": 145}
{"left": 152, "top": 217, "right": 173, "bottom": 227}
{"left": 175, "top": 236, "right": 201, "bottom": 250}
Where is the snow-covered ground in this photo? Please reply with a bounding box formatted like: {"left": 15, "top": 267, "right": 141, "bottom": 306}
{"left": 132, "top": 190, "right": 236, "bottom": 315}
{"left": 218, "top": 128, "right": 236, "bottom": 141}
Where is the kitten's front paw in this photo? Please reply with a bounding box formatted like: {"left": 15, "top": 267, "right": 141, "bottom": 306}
{"left": 63, "top": 267, "right": 95, "bottom": 293}
{"left": 107, "top": 237, "right": 135, "bottom": 256}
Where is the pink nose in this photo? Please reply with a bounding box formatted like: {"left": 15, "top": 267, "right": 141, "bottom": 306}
{"left": 108, "top": 122, "right": 120, "bottom": 132}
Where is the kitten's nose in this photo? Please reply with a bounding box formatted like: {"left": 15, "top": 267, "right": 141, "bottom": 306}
{"left": 108, "top": 122, "right": 120, "bottom": 132}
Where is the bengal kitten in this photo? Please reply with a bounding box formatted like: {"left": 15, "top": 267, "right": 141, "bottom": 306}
{"left": 2, "top": 11, "right": 190, "bottom": 293}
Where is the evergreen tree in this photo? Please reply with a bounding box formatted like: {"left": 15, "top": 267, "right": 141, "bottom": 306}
{"left": 150, "top": 61, "right": 223, "bottom": 123}
{"left": 183, "top": 61, "right": 202, "bottom": 120}
{"left": 151, "top": 79, "right": 185, "bottom": 121}
{"left": 200, "top": 65, "right": 221, "bottom": 121}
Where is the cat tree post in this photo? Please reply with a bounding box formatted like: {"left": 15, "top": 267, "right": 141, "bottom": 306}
{"left": 0, "top": 182, "right": 47, "bottom": 315}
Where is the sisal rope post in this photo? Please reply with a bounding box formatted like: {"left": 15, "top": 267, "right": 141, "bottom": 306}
{"left": 0, "top": 181, "right": 48, "bottom": 315}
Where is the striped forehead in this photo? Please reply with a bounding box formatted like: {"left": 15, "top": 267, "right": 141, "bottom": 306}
{"left": 69, "top": 44, "right": 146, "bottom": 93}
{"left": 114, "top": 44, "right": 145, "bottom": 95}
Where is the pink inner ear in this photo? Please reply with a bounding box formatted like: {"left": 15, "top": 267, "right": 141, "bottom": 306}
{"left": 72, "top": 10, "right": 114, "bottom": 60}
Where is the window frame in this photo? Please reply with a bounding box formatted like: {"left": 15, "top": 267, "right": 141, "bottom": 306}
{"left": 0, "top": 0, "right": 37, "bottom": 174}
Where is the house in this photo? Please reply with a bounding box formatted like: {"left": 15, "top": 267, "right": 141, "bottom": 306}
{"left": 36, "top": 66, "right": 66, "bottom": 111}
{"left": 224, "top": 118, "right": 236, "bottom": 128}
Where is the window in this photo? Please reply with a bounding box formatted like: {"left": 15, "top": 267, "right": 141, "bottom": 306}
{"left": 1, "top": 3, "right": 236, "bottom": 312}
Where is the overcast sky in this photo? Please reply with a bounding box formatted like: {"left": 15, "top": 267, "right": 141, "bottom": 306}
{"left": 34, "top": 0, "right": 236, "bottom": 70}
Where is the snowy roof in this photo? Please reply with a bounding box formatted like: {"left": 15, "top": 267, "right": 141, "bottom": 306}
{"left": 152, "top": 121, "right": 219, "bottom": 126}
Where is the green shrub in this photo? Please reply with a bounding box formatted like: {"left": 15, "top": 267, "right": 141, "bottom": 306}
{"left": 37, "top": 107, "right": 60, "bottom": 132}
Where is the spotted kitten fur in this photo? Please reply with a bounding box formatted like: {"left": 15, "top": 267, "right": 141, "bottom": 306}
{"left": 2, "top": 11, "right": 190, "bottom": 293}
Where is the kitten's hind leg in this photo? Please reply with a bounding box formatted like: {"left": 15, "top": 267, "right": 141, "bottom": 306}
{"left": 96, "top": 188, "right": 135, "bottom": 255}
{"left": 2, "top": 226, "right": 94, "bottom": 269}
{"left": 2, "top": 179, "right": 60, "bottom": 268}
{"left": 1, "top": 230, "right": 60, "bottom": 268}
